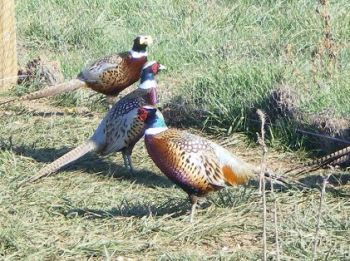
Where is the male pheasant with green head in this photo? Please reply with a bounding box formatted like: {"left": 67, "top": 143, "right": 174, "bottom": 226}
{"left": 21, "top": 61, "right": 165, "bottom": 185}
{"left": 141, "top": 107, "right": 265, "bottom": 222}
{"left": 1, "top": 35, "right": 153, "bottom": 105}
{"left": 139, "top": 106, "right": 285, "bottom": 222}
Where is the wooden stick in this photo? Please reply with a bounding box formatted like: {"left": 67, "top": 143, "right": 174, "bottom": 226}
{"left": 0, "top": 0, "right": 18, "bottom": 91}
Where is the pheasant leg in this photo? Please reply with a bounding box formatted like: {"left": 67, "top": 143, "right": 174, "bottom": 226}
{"left": 189, "top": 195, "right": 199, "bottom": 223}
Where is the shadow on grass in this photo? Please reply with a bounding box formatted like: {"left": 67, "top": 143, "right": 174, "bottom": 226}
{"left": 297, "top": 172, "right": 350, "bottom": 198}
{"left": 298, "top": 173, "right": 350, "bottom": 187}
{"left": 247, "top": 172, "right": 350, "bottom": 198}
{"left": 2, "top": 141, "right": 349, "bottom": 198}
{"left": 2, "top": 143, "right": 173, "bottom": 189}
{"left": 163, "top": 86, "right": 350, "bottom": 157}
{"left": 56, "top": 197, "right": 190, "bottom": 219}
{"left": 2, "top": 103, "right": 97, "bottom": 118}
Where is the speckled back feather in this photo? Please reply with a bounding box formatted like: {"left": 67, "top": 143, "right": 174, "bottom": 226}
{"left": 145, "top": 129, "right": 255, "bottom": 197}
{"left": 95, "top": 90, "right": 151, "bottom": 154}
{"left": 79, "top": 52, "right": 147, "bottom": 95}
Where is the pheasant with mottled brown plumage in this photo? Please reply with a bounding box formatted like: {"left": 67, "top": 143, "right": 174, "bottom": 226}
{"left": 20, "top": 61, "right": 165, "bottom": 186}
{"left": 141, "top": 107, "right": 266, "bottom": 222}
{"left": 1, "top": 35, "right": 152, "bottom": 105}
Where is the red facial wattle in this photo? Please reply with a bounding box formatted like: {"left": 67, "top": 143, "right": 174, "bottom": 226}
{"left": 137, "top": 108, "right": 149, "bottom": 122}
{"left": 151, "top": 63, "right": 159, "bottom": 75}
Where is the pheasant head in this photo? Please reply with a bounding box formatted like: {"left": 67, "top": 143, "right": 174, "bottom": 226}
{"left": 138, "top": 61, "right": 166, "bottom": 105}
{"left": 139, "top": 106, "right": 168, "bottom": 135}
{"left": 131, "top": 35, "right": 153, "bottom": 58}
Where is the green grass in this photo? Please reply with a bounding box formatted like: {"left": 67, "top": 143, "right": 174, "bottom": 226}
{"left": 0, "top": 0, "right": 349, "bottom": 259}
{"left": 13, "top": 0, "right": 350, "bottom": 149}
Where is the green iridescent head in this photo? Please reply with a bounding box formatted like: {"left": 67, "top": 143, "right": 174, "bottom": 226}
{"left": 137, "top": 106, "right": 167, "bottom": 129}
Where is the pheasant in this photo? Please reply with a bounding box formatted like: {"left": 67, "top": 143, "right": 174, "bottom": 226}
{"left": 20, "top": 61, "right": 165, "bottom": 185}
{"left": 1, "top": 35, "right": 153, "bottom": 105}
{"left": 141, "top": 107, "right": 273, "bottom": 222}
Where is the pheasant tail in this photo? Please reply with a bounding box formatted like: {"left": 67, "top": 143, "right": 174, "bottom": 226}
{"left": 0, "top": 79, "right": 85, "bottom": 106}
{"left": 310, "top": 145, "right": 350, "bottom": 168}
{"left": 19, "top": 140, "right": 99, "bottom": 186}
{"left": 285, "top": 145, "right": 350, "bottom": 176}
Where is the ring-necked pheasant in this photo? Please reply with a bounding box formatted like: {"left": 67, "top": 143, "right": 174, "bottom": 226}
{"left": 1, "top": 35, "right": 153, "bottom": 105}
{"left": 20, "top": 61, "right": 165, "bottom": 186}
{"left": 141, "top": 107, "right": 271, "bottom": 222}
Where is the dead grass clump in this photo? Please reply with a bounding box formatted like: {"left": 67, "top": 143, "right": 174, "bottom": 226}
{"left": 256, "top": 84, "right": 350, "bottom": 155}
{"left": 306, "top": 112, "right": 350, "bottom": 136}
{"left": 17, "top": 56, "right": 64, "bottom": 88}
{"left": 305, "top": 112, "right": 350, "bottom": 153}
{"left": 161, "top": 99, "right": 208, "bottom": 128}
{"left": 267, "top": 84, "right": 300, "bottom": 120}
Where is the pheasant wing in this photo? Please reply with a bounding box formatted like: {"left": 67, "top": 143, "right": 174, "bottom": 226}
{"left": 101, "top": 102, "right": 144, "bottom": 154}
{"left": 171, "top": 131, "right": 253, "bottom": 188}
{"left": 78, "top": 52, "right": 129, "bottom": 84}
{"left": 169, "top": 131, "right": 227, "bottom": 188}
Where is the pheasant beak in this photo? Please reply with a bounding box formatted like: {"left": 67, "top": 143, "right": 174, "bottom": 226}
{"left": 159, "top": 64, "right": 166, "bottom": 71}
{"left": 140, "top": 35, "right": 153, "bottom": 45}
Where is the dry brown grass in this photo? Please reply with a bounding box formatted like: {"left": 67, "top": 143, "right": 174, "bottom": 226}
{"left": 0, "top": 100, "right": 349, "bottom": 259}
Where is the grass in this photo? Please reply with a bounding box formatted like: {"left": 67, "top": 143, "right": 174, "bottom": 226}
{"left": 0, "top": 0, "right": 349, "bottom": 259}
{"left": 11, "top": 0, "right": 350, "bottom": 150}
{"left": 1, "top": 108, "right": 349, "bottom": 259}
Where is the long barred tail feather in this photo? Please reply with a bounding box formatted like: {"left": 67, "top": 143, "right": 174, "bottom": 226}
{"left": 19, "top": 140, "right": 99, "bottom": 186}
{"left": 284, "top": 145, "right": 350, "bottom": 176}
{"left": 309, "top": 145, "right": 350, "bottom": 168}
{"left": 0, "top": 79, "right": 85, "bottom": 106}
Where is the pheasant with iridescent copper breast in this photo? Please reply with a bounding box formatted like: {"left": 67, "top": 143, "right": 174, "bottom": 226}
{"left": 20, "top": 61, "right": 165, "bottom": 185}
{"left": 1, "top": 35, "right": 153, "bottom": 105}
{"left": 141, "top": 107, "right": 266, "bottom": 222}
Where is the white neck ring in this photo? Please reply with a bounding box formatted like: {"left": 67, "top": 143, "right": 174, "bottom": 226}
{"left": 130, "top": 50, "right": 148, "bottom": 59}
{"left": 139, "top": 79, "right": 156, "bottom": 89}
{"left": 145, "top": 127, "right": 168, "bottom": 135}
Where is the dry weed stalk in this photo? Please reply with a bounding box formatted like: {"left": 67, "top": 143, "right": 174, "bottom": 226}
{"left": 270, "top": 174, "right": 281, "bottom": 261}
{"left": 312, "top": 171, "right": 331, "bottom": 260}
{"left": 257, "top": 109, "right": 267, "bottom": 261}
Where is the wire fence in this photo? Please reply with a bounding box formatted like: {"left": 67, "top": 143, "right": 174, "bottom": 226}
{"left": 0, "top": 0, "right": 18, "bottom": 91}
